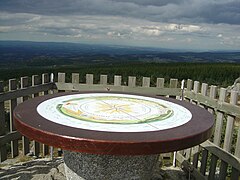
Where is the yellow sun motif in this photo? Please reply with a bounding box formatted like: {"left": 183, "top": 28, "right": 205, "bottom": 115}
{"left": 97, "top": 103, "right": 133, "bottom": 114}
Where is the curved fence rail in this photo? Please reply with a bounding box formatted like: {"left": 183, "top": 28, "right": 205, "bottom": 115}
{"left": 0, "top": 72, "right": 239, "bottom": 179}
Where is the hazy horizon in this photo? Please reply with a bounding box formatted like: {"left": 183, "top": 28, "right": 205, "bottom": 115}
{"left": 0, "top": 0, "right": 240, "bottom": 51}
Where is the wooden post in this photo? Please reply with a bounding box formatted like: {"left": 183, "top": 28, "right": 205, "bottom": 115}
{"left": 42, "top": 73, "right": 49, "bottom": 95}
{"left": 193, "top": 81, "right": 200, "bottom": 93}
{"left": 20, "top": 77, "right": 30, "bottom": 155}
{"left": 142, "top": 77, "right": 150, "bottom": 87}
{"left": 72, "top": 73, "right": 79, "bottom": 84}
{"left": 201, "top": 83, "right": 208, "bottom": 96}
{"left": 208, "top": 85, "right": 217, "bottom": 114}
{"left": 128, "top": 76, "right": 136, "bottom": 87}
{"left": 223, "top": 90, "right": 238, "bottom": 152}
{"left": 0, "top": 81, "right": 7, "bottom": 162}
{"left": 9, "top": 79, "right": 18, "bottom": 158}
{"left": 192, "top": 83, "right": 207, "bottom": 168}
{"left": 235, "top": 125, "right": 240, "bottom": 158}
{"left": 32, "top": 75, "right": 40, "bottom": 157}
{"left": 186, "top": 79, "right": 193, "bottom": 91}
{"left": 200, "top": 149, "right": 208, "bottom": 176}
{"left": 42, "top": 74, "right": 49, "bottom": 156}
{"left": 219, "top": 160, "right": 228, "bottom": 180}
{"left": 192, "top": 81, "right": 200, "bottom": 105}
{"left": 100, "top": 75, "right": 108, "bottom": 85}
{"left": 58, "top": 73, "right": 66, "bottom": 93}
{"left": 169, "top": 79, "right": 178, "bottom": 99}
{"left": 208, "top": 155, "right": 218, "bottom": 179}
{"left": 213, "top": 88, "right": 227, "bottom": 146}
{"left": 200, "top": 83, "right": 208, "bottom": 108}
{"left": 86, "top": 74, "right": 93, "bottom": 85}
{"left": 114, "top": 75, "right": 121, "bottom": 86}
{"left": 156, "top": 78, "right": 164, "bottom": 88}
{"left": 220, "top": 90, "right": 238, "bottom": 179}
{"left": 186, "top": 81, "right": 201, "bottom": 163}
{"left": 58, "top": 73, "right": 66, "bottom": 83}
{"left": 169, "top": 79, "right": 178, "bottom": 88}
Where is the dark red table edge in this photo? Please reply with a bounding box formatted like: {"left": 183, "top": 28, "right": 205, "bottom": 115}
{"left": 14, "top": 91, "right": 214, "bottom": 155}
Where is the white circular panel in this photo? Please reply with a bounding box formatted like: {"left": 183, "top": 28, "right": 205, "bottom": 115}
{"left": 37, "top": 93, "right": 192, "bottom": 132}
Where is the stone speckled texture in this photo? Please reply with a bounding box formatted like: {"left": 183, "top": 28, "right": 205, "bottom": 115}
{"left": 64, "top": 150, "right": 159, "bottom": 180}
{"left": 0, "top": 156, "right": 188, "bottom": 180}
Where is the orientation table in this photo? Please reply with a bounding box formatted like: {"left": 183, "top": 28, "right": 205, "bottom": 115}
{"left": 14, "top": 92, "right": 214, "bottom": 180}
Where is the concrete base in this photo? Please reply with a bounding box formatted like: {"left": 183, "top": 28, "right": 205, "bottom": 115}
{"left": 63, "top": 150, "right": 159, "bottom": 180}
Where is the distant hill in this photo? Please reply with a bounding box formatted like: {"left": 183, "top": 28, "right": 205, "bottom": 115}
{"left": 0, "top": 41, "right": 239, "bottom": 65}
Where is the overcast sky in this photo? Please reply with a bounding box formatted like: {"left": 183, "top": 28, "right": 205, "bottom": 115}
{"left": 0, "top": 0, "right": 240, "bottom": 50}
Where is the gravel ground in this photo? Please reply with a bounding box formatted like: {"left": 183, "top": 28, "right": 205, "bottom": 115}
{"left": 0, "top": 157, "right": 188, "bottom": 180}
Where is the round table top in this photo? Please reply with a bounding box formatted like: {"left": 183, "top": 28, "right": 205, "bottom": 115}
{"left": 14, "top": 91, "right": 214, "bottom": 155}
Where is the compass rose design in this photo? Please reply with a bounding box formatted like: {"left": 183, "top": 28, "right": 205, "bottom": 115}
{"left": 57, "top": 96, "right": 173, "bottom": 124}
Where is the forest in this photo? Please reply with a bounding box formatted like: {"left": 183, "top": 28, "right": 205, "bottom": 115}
{"left": 0, "top": 62, "right": 240, "bottom": 88}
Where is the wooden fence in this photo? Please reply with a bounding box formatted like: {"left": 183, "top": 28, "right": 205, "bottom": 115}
{"left": 0, "top": 74, "right": 54, "bottom": 161}
{"left": 0, "top": 72, "right": 239, "bottom": 179}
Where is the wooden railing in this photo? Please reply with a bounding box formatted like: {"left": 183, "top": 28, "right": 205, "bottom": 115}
{"left": 0, "top": 74, "right": 54, "bottom": 162}
{"left": 177, "top": 79, "right": 240, "bottom": 179}
{"left": 0, "top": 72, "right": 239, "bottom": 179}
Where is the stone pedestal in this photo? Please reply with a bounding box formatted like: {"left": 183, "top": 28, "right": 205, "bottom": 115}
{"left": 64, "top": 150, "right": 159, "bottom": 180}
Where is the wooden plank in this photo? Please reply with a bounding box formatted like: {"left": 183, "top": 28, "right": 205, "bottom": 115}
{"left": 219, "top": 161, "right": 228, "bottom": 180}
{"left": 235, "top": 126, "right": 240, "bottom": 158}
{"left": 0, "top": 83, "right": 54, "bottom": 103}
{"left": 184, "top": 91, "right": 240, "bottom": 117}
{"left": 169, "top": 79, "right": 178, "bottom": 98}
{"left": 191, "top": 81, "right": 200, "bottom": 105}
{"left": 169, "top": 79, "right": 178, "bottom": 88}
{"left": 192, "top": 146, "right": 200, "bottom": 168}
{"left": 200, "top": 149, "right": 208, "bottom": 176}
{"left": 20, "top": 76, "right": 30, "bottom": 155}
{"left": 183, "top": 148, "right": 191, "bottom": 160}
{"left": 0, "top": 81, "right": 7, "bottom": 162}
{"left": 214, "top": 88, "right": 227, "bottom": 146}
{"left": 128, "top": 76, "right": 136, "bottom": 87}
{"left": 72, "top": 73, "right": 79, "bottom": 84}
{"left": 58, "top": 72, "right": 66, "bottom": 83}
{"left": 156, "top": 78, "right": 164, "bottom": 88}
{"left": 100, "top": 75, "right": 108, "bottom": 85}
{"left": 183, "top": 83, "right": 191, "bottom": 101}
{"left": 42, "top": 73, "right": 49, "bottom": 95}
{"left": 142, "top": 77, "right": 150, "bottom": 87}
{"left": 201, "top": 83, "right": 208, "bottom": 96}
{"left": 208, "top": 154, "right": 218, "bottom": 180}
{"left": 32, "top": 75, "right": 40, "bottom": 157}
{"left": 208, "top": 85, "right": 217, "bottom": 114}
{"left": 55, "top": 83, "right": 182, "bottom": 96}
{"left": 186, "top": 79, "right": 193, "bottom": 91}
{"left": 176, "top": 152, "right": 207, "bottom": 180}
{"left": 0, "top": 131, "right": 22, "bottom": 146}
{"left": 114, "top": 75, "right": 122, "bottom": 86}
{"left": 209, "top": 85, "right": 217, "bottom": 99}
{"left": 20, "top": 76, "right": 29, "bottom": 102}
{"left": 42, "top": 74, "right": 49, "bottom": 156}
{"left": 187, "top": 81, "right": 201, "bottom": 164}
{"left": 201, "top": 140, "right": 240, "bottom": 171}
{"left": 223, "top": 90, "right": 238, "bottom": 152}
{"left": 230, "top": 167, "right": 240, "bottom": 180}
{"left": 200, "top": 83, "right": 208, "bottom": 108}
{"left": 193, "top": 81, "right": 200, "bottom": 94}
{"left": 86, "top": 74, "right": 93, "bottom": 85}
{"left": 9, "top": 79, "right": 18, "bottom": 158}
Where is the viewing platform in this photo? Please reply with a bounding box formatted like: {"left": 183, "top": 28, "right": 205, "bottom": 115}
{"left": 0, "top": 72, "right": 240, "bottom": 180}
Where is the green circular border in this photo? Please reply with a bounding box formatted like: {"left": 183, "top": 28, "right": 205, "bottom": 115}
{"left": 57, "top": 96, "right": 174, "bottom": 124}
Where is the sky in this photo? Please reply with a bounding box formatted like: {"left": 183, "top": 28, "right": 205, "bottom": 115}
{"left": 0, "top": 0, "right": 240, "bottom": 51}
